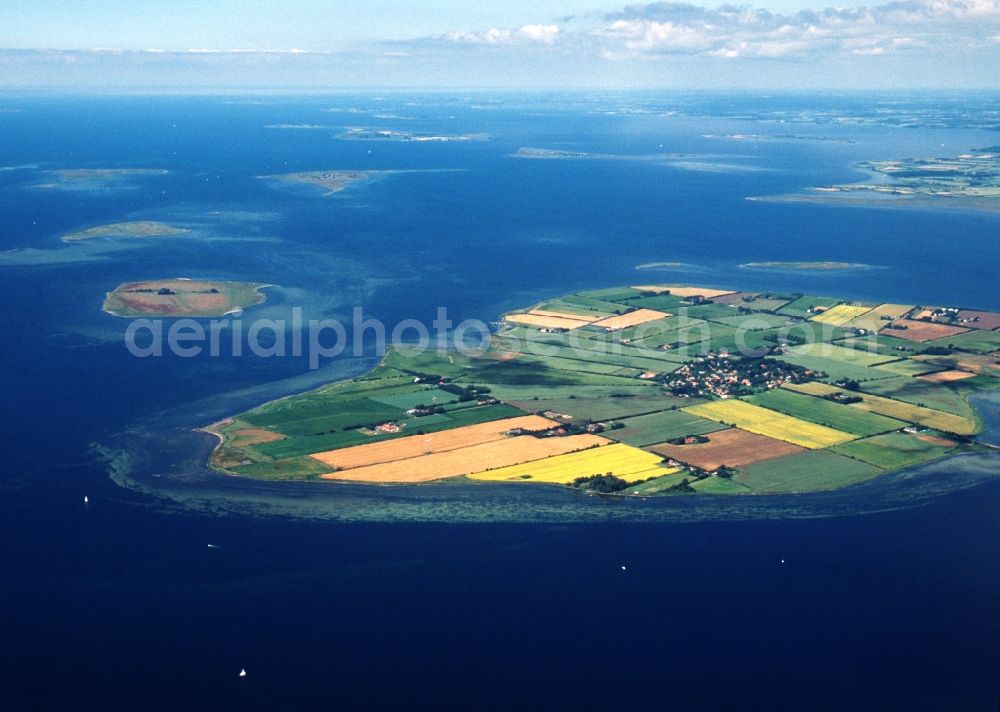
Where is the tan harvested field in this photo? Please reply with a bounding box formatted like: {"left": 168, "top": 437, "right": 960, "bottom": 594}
{"left": 505, "top": 313, "right": 593, "bottom": 330}
{"left": 527, "top": 309, "right": 600, "bottom": 322}
{"left": 917, "top": 369, "right": 977, "bottom": 383}
{"left": 591, "top": 308, "right": 671, "bottom": 330}
{"left": 319, "top": 433, "right": 609, "bottom": 483}
{"left": 954, "top": 310, "right": 1000, "bottom": 331}
{"left": 648, "top": 428, "right": 804, "bottom": 470}
{"left": 843, "top": 303, "right": 914, "bottom": 332}
{"left": 310, "top": 415, "right": 557, "bottom": 470}
{"left": 632, "top": 285, "right": 736, "bottom": 299}
{"left": 882, "top": 319, "right": 970, "bottom": 342}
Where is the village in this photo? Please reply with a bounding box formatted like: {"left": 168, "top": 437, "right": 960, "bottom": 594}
{"left": 661, "top": 353, "right": 820, "bottom": 399}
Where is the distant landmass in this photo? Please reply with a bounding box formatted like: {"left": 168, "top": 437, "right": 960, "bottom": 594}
{"left": 759, "top": 148, "right": 1000, "bottom": 209}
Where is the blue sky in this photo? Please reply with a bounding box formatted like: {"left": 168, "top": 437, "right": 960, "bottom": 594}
{"left": 2, "top": 0, "right": 999, "bottom": 89}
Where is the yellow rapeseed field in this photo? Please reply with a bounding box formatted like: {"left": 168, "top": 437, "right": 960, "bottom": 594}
{"left": 809, "top": 304, "right": 873, "bottom": 326}
{"left": 467, "top": 442, "right": 677, "bottom": 484}
{"left": 683, "top": 399, "right": 856, "bottom": 449}
{"left": 843, "top": 303, "right": 914, "bottom": 331}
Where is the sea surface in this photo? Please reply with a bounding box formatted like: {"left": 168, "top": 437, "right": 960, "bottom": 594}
{"left": 1, "top": 92, "right": 1000, "bottom": 709}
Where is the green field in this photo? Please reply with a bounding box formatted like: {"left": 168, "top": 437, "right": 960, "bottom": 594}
{"left": 512, "top": 353, "right": 644, "bottom": 377}
{"left": 480, "top": 384, "right": 659, "bottom": 401}
{"left": 777, "top": 295, "right": 843, "bottom": 318}
{"left": 773, "top": 352, "right": 898, "bottom": 383}
{"left": 736, "top": 450, "right": 884, "bottom": 493}
{"left": 572, "top": 287, "right": 645, "bottom": 302}
{"left": 620, "top": 294, "right": 689, "bottom": 310}
{"left": 612, "top": 409, "right": 728, "bottom": 447}
{"left": 498, "top": 336, "right": 686, "bottom": 372}
{"left": 454, "top": 359, "right": 650, "bottom": 387}
{"left": 680, "top": 303, "right": 744, "bottom": 321}
{"left": 689, "top": 476, "right": 751, "bottom": 494}
{"left": 622, "top": 471, "right": 693, "bottom": 495}
{"left": 253, "top": 403, "right": 525, "bottom": 459}
{"left": 836, "top": 334, "right": 926, "bottom": 356}
{"left": 380, "top": 347, "right": 491, "bottom": 378}
{"left": 786, "top": 342, "right": 895, "bottom": 366}
{"left": 747, "top": 389, "right": 906, "bottom": 436}
{"left": 928, "top": 329, "right": 1000, "bottom": 354}
{"left": 505, "top": 395, "right": 697, "bottom": 421}
{"left": 857, "top": 377, "right": 978, "bottom": 419}
{"left": 873, "top": 359, "right": 943, "bottom": 377}
{"left": 708, "top": 312, "right": 792, "bottom": 330}
{"left": 369, "top": 388, "right": 461, "bottom": 409}
{"left": 785, "top": 381, "right": 978, "bottom": 435}
{"left": 832, "top": 432, "right": 959, "bottom": 470}
{"left": 229, "top": 455, "right": 333, "bottom": 480}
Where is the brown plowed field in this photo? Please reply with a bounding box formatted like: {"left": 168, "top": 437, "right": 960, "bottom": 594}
{"left": 648, "top": 428, "right": 804, "bottom": 471}
{"left": 881, "top": 319, "right": 970, "bottom": 342}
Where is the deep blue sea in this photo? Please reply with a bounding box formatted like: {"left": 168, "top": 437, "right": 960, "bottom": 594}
{"left": 2, "top": 92, "right": 1000, "bottom": 710}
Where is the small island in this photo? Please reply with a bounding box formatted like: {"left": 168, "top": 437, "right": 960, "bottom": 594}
{"left": 337, "top": 127, "right": 484, "bottom": 142}
{"left": 741, "top": 261, "right": 874, "bottom": 271}
{"left": 61, "top": 221, "right": 189, "bottom": 243}
{"left": 205, "top": 284, "right": 999, "bottom": 495}
{"left": 50, "top": 168, "right": 168, "bottom": 182}
{"left": 636, "top": 262, "right": 688, "bottom": 271}
{"left": 104, "top": 278, "right": 269, "bottom": 317}
{"left": 260, "top": 170, "right": 374, "bottom": 195}
{"left": 31, "top": 168, "right": 169, "bottom": 191}
{"left": 514, "top": 147, "right": 609, "bottom": 159}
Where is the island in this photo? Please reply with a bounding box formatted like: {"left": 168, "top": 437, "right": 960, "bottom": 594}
{"left": 103, "top": 278, "right": 269, "bottom": 317}
{"left": 740, "top": 261, "right": 874, "bottom": 271}
{"left": 636, "top": 262, "right": 688, "bottom": 271}
{"left": 61, "top": 221, "right": 189, "bottom": 242}
{"left": 49, "top": 168, "right": 168, "bottom": 181}
{"left": 337, "top": 127, "right": 484, "bottom": 142}
{"left": 206, "top": 285, "right": 1000, "bottom": 496}
{"left": 514, "top": 147, "right": 614, "bottom": 159}
{"left": 31, "top": 168, "right": 169, "bottom": 191}
{"left": 260, "top": 170, "right": 374, "bottom": 195}
{"left": 204, "top": 284, "right": 999, "bottom": 495}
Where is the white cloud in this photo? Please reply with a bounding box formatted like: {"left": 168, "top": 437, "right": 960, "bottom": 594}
{"left": 441, "top": 24, "right": 560, "bottom": 45}
{"left": 420, "top": 0, "right": 1000, "bottom": 62}
{"left": 515, "top": 24, "right": 561, "bottom": 44}
{"left": 592, "top": 0, "right": 1000, "bottom": 59}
